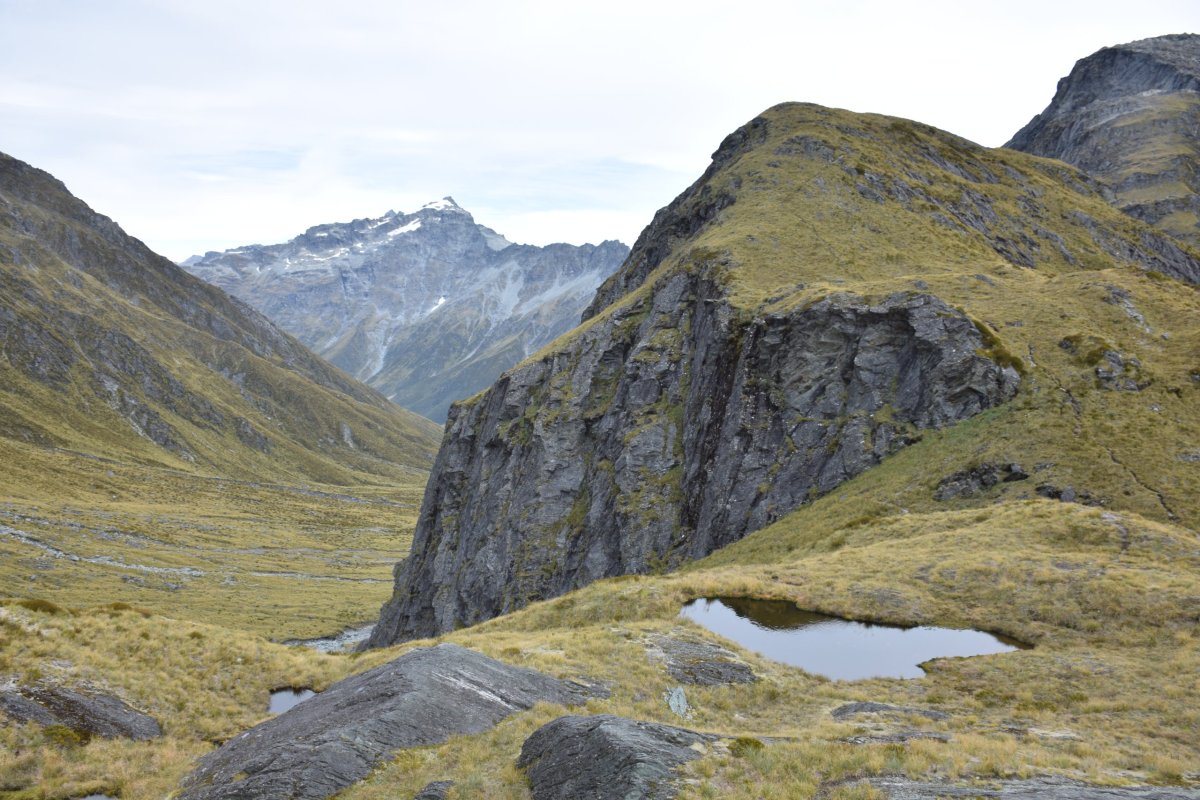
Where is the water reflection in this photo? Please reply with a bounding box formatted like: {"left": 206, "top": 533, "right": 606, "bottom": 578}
{"left": 268, "top": 687, "right": 316, "bottom": 714}
{"left": 680, "top": 597, "right": 1024, "bottom": 680}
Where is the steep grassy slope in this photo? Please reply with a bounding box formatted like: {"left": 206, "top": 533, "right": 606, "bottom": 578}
{"left": 1007, "top": 34, "right": 1200, "bottom": 248}
{"left": 372, "top": 101, "right": 1200, "bottom": 645}
{"left": 0, "top": 152, "right": 441, "bottom": 635}
{"left": 0, "top": 152, "right": 440, "bottom": 481}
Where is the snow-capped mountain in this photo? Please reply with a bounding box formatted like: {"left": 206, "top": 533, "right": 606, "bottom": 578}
{"left": 183, "top": 198, "right": 629, "bottom": 422}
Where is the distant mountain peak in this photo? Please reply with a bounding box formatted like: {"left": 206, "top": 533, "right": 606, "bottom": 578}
{"left": 183, "top": 202, "right": 629, "bottom": 421}
{"left": 420, "top": 196, "right": 464, "bottom": 213}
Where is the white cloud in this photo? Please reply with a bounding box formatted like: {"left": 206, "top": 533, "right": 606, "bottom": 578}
{"left": 1, "top": 0, "right": 1197, "bottom": 259}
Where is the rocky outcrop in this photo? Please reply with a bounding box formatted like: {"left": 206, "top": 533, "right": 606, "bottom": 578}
{"left": 1007, "top": 34, "right": 1200, "bottom": 253}
{"left": 0, "top": 685, "right": 161, "bottom": 740}
{"left": 645, "top": 634, "right": 758, "bottom": 686}
{"left": 368, "top": 279, "right": 1019, "bottom": 645}
{"left": 184, "top": 199, "right": 629, "bottom": 422}
{"left": 934, "top": 463, "right": 1028, "bottom": 500}
{"left": 517, "top": 714, "right": 715, "bottom": 800}
{"left": 177, "top": 643, "right": 602, "bottom": 800}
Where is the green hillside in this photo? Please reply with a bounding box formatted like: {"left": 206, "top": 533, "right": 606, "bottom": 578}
{"left": 0, "top": 152, "right": 441, "bottom": 636}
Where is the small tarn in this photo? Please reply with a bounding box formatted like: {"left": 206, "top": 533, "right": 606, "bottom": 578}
{"left": 680, "top": 597, "right": 1026, "bottom": 680}
{"left": 268, "top": 688, "right": 316, "bottom": 714}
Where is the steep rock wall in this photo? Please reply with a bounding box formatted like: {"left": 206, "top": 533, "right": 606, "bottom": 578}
{"left": 368, "top": 265, "right": 1018, "bottom": 645}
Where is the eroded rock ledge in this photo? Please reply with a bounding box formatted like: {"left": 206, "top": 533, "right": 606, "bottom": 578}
{"left": 369, "top": 268, "right": 1020, "bottom": 646}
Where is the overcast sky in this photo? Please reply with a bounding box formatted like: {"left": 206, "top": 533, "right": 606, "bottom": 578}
{"left": 2, "top": 1, "right": 1197, "bottom": 261}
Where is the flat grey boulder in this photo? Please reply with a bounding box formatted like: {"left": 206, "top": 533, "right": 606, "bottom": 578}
{"left": 178, "top": 643, "right": 602, "bottom": 800}
{"left": 0, "top": 685, "right": 161, "bottom": 740}
{"left": 868, "top": 776, "right": 1200, "bottom": 799}
{"left": 518, "top": 714, "right": 715, "bottom": 800}
{"left": 647, "top": 635, "right": 758, "bottom": 686}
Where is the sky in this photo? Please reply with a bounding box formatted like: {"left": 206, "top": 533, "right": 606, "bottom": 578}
{"left": 2, "top": 0, "right": 1198, "bottom": 261}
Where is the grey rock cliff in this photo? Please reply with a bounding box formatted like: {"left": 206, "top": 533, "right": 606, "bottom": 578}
{"left": 1008, "top": 33, "right": 1200, "bottom": 252}
{"left": 367, "top": 268, "right": 1019, "bottom": 645}
{"left": 184, "top": 199, "right": 629, "bottom": 422}
{"left": 177, "top": 643, "right": 601, "bottom": 800}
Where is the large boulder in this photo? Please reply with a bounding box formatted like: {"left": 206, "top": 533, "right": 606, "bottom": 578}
{"left": 178, "top": 643, "right": 602, "bottom": 800}
{"left": 518, "top": 714, "right": 715, "bottom": 800}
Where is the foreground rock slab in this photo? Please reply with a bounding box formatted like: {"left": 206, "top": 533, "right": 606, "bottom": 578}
{"left": 868, "top": 777, "right": 1200, "bottom": 799}
{"left": 0, "top": 685, "right": 161, "bottom": 740}
{"left": 178, "top": 644, "right": 602, "bottom": 800}
{"left": 518, "top": 714, "right": 715, "bottom": 800}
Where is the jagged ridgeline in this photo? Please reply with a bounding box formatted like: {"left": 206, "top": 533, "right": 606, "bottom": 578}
{"left": 1008, "top": 33, "right": 1200, "bottom": 248}
{"left": 184, "top": 199, "right": 629, "bottom": 423}
{"left": 369, "top": 102, "right": 1200, "bottom": 646}
{"left": 0, "top": 152, "right": 440, "bottom": 483}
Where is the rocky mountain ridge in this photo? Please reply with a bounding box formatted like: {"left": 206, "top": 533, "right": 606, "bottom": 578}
{"left": 1007, "top": 33, "right": 1200, "bottom": 247}
{"left": 184, "top": 199, "right": 628, "bottom": 421}
{"left": 368, "top": 101, "right": 1200, "bottom": 647}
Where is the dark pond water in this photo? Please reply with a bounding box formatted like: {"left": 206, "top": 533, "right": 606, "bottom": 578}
{"left": 680, "top": 597, "right": 1025, "bottom": 680}
{"left": 268, "top": 688, "right": 316, "bottom": 714}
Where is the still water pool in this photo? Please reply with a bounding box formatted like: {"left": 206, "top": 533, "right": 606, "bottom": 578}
{"left": 268, "top": 688, "right": 316, "bottom": 714}
{"left": 680, "top": 597, "right": 1025, "bottom": 680}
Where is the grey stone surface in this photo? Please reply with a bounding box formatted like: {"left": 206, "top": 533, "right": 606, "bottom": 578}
{"left": 184, "top": 198, "right": 628, "bottom": 422}
{"left": 412, "top": 781, "right": 455, "bottom": 800}
{"left": 1008, "top": 34, "right": 1200, "bottom": 257}
{"left": 831, "top": 701, "right": 949, "bottom": 722}
{"left": 368, "top": 283, "right": 1021, "bottom": 646}
{"left": 664, "top": 687, "right": 689, "bottom": 718}
{"left": 517, "top": 714, "right": 715, "bottom": 800}
{"left": 177, "top": 643, "right": 602, "bottom": 800}
{"left": 868, "top": 776, "right": 1200, "bottom": 799}
{"left": 0, "top": 685, "right": 161, "bottom": 740}
{"left": 648, "top": 635, "right": 758, "bottom": 686}
{"left": 935, "top": 463, "right": 1028, "bottom": 500}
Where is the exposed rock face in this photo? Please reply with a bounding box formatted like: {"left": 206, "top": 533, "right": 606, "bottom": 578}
{"left": 517, "top": 714, "right": 715, "bottom": 800}
{"left": 1007, "top": 34, "right": 1200, "bottom": 252}
{"left": 934, "top": 463, "right": 1028, "bottom": 500}
{"left": 184, "top": 199, "right": 628, "bottom": 422}
{"left": 867, "top": 776, "right": 1200, "bottom": 799}
{"left": 0, "top": 685, "right": 161, "bottom": 740}
{"left": 368, "top": 283, "right": 1019, "bottom": 645}
{"left": 177, "top": 643, "right": 602, "bottom": 800}
{"left": 646, "top": 634, "right": 758, "bottom": 686}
